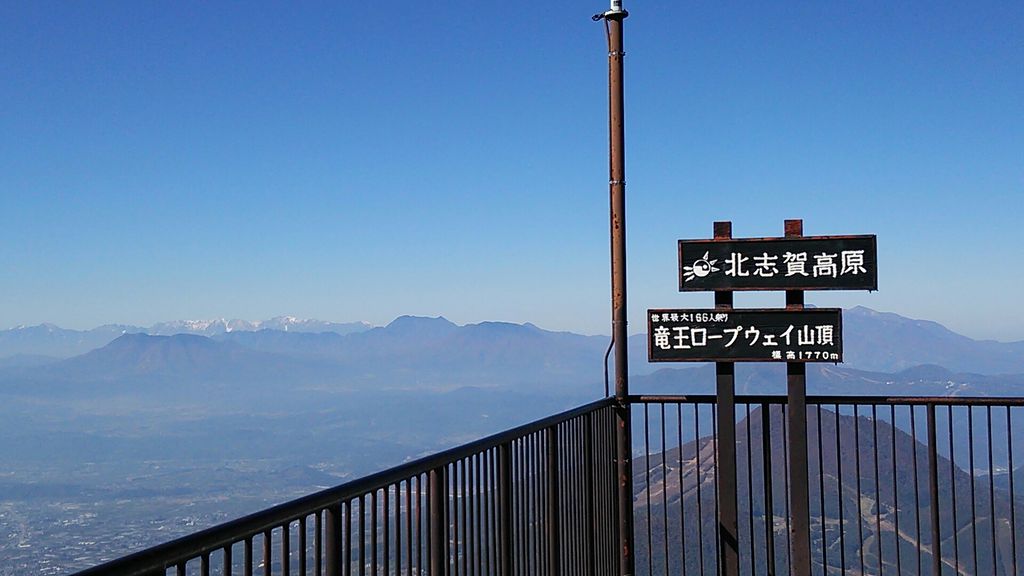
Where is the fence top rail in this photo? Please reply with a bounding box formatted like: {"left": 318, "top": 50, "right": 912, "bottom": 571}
{"left": 632, "top": 394, "right": 1024, "bottom": 407}
{"left": 74, "top": 396, "right": 616, "bottom": 576}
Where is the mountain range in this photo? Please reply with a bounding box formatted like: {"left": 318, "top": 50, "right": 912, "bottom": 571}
{"left": 0, "top": 316, "right": 371, "bottom": 359}
{"left": 1, "top": 307, "right": 1021, "bottom": 402}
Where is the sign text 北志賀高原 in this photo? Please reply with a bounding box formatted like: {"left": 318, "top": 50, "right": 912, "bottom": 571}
{"left": 647, "top": 308, "right": 843, "bottom": 363}
{"left": 679, "top": 235, "right": 876, "bottom": 292}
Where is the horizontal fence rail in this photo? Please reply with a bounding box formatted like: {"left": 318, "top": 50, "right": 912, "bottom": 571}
{"left": 632, "top": 395, "right": 1024, "bottom": 576}
{"left": 74, "top": 398, "right": 620, "bottom": 576}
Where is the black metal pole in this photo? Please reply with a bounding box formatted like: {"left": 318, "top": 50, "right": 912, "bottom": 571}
{"left": 785, "top": 219, "right": 811, "bottom": 576}
{"left": 601, "top": 3, "right": 634, "bottom": 575}
{"left": 713, "top": 221, "right": 740, "bottom": 576}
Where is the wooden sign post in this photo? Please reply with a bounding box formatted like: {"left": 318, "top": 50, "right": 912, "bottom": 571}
{"left": 648, "top": 220, "right": 877, "bottom": 576}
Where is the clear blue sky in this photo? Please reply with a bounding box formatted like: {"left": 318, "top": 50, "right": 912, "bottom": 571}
{"left": 1, "top": 2, "right": 1021, "bottom": 341}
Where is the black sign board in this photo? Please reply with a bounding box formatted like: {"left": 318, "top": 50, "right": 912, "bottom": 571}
{"left": 678, "top": 235, "right": 877, "bottom": 292}
{"left": 648, "top": 308, "right": 843, "bottom": 363}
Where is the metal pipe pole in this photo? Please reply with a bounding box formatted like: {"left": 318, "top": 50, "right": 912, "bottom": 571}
{"left": 600, "top": 2, "right": 634, "bottom": 574}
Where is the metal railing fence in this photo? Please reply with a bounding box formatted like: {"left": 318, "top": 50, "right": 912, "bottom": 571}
{"left": 632, "top": 395, "right": 1024, "bottom": 576}
{"left": 75, "top": 399, "right": 620, "bottom": 576}
{"left": 75, "top": 394, "right": 1024, "bottom": 576}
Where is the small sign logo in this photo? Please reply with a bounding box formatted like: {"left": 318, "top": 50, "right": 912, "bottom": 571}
{"left": 682, "top": 251, "right": 719, "bottom": 282}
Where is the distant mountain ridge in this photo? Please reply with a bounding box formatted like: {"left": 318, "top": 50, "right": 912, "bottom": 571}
{"left": 16, "top": 317, "right": 610, "bottom": 395}
{"left": 147, "top": 316, "right": 372, "bottom": 337}
{"left": 0, "top": 316, "right": 373, "bottom": 359}
{"left": 842, "top": 306, "right": 1024, "bottom": 373}
{"left": 0, "top": 308, "right": 1021, "bottom": 391}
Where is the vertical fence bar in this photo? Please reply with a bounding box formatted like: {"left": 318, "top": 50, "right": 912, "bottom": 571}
{"left": 383, "top": 487, "right": 390, "bottom": 576}
{"left": 469, "top": 457, "right": 476, "bottom": 576}
{"left": 530, "top": 434, "right": 540, "bottom": 575}
{"left": 852, "top": 406, "right": 864, "bottom": 574}
{"left": 418, "top": 475, "right": 425, "bottom": 576}
{"left": 358, "top": 498, "right": 367, "bottom": 576}
{"left": 454, "top": 462, "right": 460, "bottom": 576}
{"left": 815, "top": 406, "right": 826, "bottom": 575}
{"left": 644, "top": 404, "right": 653, "bottom": 576}
{"left": 871, "top": 405, "right": 882, "bottom": 572}
{"left": 282, "top": 523, "right": 291, "bottom": 576}
{"left": 1009, "top": 406, "right": 1018, "bottom": 576}
{"left": 927, "top": 404, "right": 941, "bottom": 576}
{"left": 675, "top": 404, "right": 688, "bottom": 576}
{"left": 486, "top": 451, "right": 495, "bottom": 576}
{"left": 988, "top": 406, "right": 997, "bottom": 575}
{"left": 546, "top": 426, "right": 560, "bottom": 576}
{"left": 385, "top": 485, "right": 391, "bottom": 573}
{"left": 659, "top": 404, "right": 668, "bottom": 576}
{"left": 244, "top": 536, "right": 253, "bottom": 576}
{"left": 890, "top": 405, "right": 901, "bottom": 576}
{"left": 744, "top": 403, "right": 756, "bottom": 576}
{"left": 713, "top": 402, "right": 722, "bottom": 575}
{"left": 695, "top": 404, "right": 706, "bottom": 576}
{"left": 517, "top": 438, "right": 525, "bottom": 576}
{"left": 583, "top": 413, "right": 595, "bottom": 576}
{"left": 499, "top": 442, "right": 512, "bottom": 576}
{"left": 762, "top": 403, "right": 776, "bottom": 576}
{"left": 949, "top": 406, "right": 960, "bottom": 574}
{"left": 407, "top": 478, "right": 414, "bottom": 576}
{"left": 430, "top": 467, "right": 446, "bottom": 576}
{"left": 460, "top": 460, "right": 466, "bottom": 576}
{"left": 781, "top": 404, "right": 792, "bottom": 573}
{"left": 224, "top": 543, "right": 233, "bottom": 576}
{"left": 834, "top": 405, "right": 845, "bottom": 575}
{"left": 316, "top": 512, "right": 323, "bottom": 576}
{"left": 299, "top": 517, "right": 307, "bottom": 576}
{"left": 394, "top": 484, "right": 401, "bottom": 576}
{"left": 968, "top": 407, "right": 979, "bottom": 576}
{"left": 910, "top": 406, "right": 922, "bottom": 576}
{"left": 263, "top": 530, "right": 272, "bottom": 576}
{"left": 345, "top": 500, "right": 353, "bottom": 576}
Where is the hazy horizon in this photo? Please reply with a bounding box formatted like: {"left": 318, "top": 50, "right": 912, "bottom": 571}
{"left": 4, "top": 304, "right": 1024, "bottom": 344}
